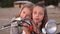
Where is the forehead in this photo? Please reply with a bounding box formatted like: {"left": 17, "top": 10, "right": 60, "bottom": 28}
{"left": 21, "top": 7, "right": 31, "bottom": 14}
{"left": 23, "top": 7, "right": 30, "bottom": 10}
{"left": 22, "top": 7, "right": 31, "bottom": 11}
{"left": 33, "top": 6, "right": 44, "bottom": 12}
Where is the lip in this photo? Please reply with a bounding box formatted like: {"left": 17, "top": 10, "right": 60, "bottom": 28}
{"left": 35, "top": 18, "right": 39, "bottom": 20}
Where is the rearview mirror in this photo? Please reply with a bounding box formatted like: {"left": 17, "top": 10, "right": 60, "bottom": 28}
{"left": 42, "top": 19, "right": 57, "bottom": 34}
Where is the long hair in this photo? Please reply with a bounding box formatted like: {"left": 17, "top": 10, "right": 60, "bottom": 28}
{"left": 15, "top": 4, "right": 34, "bottom": 18}
{"left": 35, "top": 2, "right": 48, "bottom": 31}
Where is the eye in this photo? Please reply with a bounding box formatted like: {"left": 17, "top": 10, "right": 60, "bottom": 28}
{"left": 39, "top": 12, "right": 44, "bottom": 15}
{"left": 23, "top": 11, "right": 25, "bottom": 14}
{"left": 33, "top": 11, "right": 37, "bottom": 14}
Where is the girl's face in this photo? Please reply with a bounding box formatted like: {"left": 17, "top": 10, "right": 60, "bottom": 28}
{"left": 20, "top": 7, "right": 31, "bottom": 19}
{"left": 33, "top": 6, "right": 44, "bottom": 23}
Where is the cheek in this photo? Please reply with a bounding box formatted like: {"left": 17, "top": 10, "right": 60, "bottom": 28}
{"left": 33, "top": 15, "right": 35, "bottom": 20}
{"left": 25, "top": 12, "right": 31, "bottom": 19}
{"left": 39, "top": 15, "right": 44, "bottom": 21}
{"left": 20, "top": 13, "right": 25, "bottom": 18}
{"left": 32, "top": 14, "right": 36, "bottom": 21}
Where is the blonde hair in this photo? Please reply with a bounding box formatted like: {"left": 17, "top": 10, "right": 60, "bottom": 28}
{"left": 15, "top": 4, "right": 34, "bottom": 18}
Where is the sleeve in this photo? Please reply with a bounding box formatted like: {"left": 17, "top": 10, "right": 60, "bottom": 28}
{"left": 10, "top": 22, "right": 19, "bottom": 34}
{"left": 10, "top": 17, "right": 23, "bottom": 34}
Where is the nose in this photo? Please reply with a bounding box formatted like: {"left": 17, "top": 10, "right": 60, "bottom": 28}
{"left": 36, "top": 13, "right": 39, "bottom": 17}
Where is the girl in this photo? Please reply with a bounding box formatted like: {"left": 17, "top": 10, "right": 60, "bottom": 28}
{"left": 10, "top": 4, "right": 34, "bottom": 34}
{"left": 32, "top": 3, "right": 48, "bottom": 34}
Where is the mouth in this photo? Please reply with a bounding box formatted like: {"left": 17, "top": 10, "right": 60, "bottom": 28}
{"left": 35, "top": 18, "right": 39, "bottom": 20}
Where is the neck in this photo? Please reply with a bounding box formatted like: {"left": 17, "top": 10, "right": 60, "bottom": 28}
{"left": 36, "top": 22, "right": 42, "bottom": 28}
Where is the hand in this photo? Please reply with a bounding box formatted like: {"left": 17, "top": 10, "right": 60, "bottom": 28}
{"left": 32, "top": 22, "right": 41, "bottom": 34}
{"left": 33, "top": 24, "right": 40, "bottom": 34}
{"left": 22, "top": 23, "right": 31, "bottom": 34}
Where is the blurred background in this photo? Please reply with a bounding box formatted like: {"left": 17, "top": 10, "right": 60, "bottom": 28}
{"left": 0, "top": 0, "right": 60, "bottom": 34}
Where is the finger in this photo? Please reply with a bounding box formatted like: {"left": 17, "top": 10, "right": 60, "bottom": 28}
{"left": 22, "top": 23, "right": 29, "bottom": 27}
